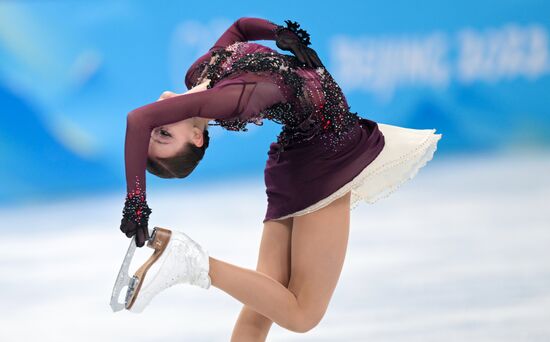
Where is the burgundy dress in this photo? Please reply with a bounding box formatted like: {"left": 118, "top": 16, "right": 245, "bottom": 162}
{"left": 122, "top": 17, "right": 385, "bottom": 227}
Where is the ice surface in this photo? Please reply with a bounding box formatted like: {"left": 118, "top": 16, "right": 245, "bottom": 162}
{"left": 0, "top": 152, "right": 549, "bottom": 341}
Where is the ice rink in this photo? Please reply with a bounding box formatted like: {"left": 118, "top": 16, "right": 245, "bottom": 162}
{"left": 0, "top": 152, "right": 549, "bottom": 341}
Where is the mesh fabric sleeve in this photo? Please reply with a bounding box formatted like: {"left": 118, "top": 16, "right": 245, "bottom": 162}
{"left": 185, "top": 17, "right": 280, "bottom": 89}
{"left": 123, "top": 73, "right": 286, "bottom": 224}
{"left": 210, "top": 17, "right": 279, "bottom": 49}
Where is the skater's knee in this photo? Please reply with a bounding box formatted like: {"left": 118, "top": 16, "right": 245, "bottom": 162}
{"left": 286, "top": 309, "right": 325, "bottom": 333}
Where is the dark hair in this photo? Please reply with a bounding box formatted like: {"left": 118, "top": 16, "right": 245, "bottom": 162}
{"left": 146, "top": 128, "right": 210, "bottom": 179}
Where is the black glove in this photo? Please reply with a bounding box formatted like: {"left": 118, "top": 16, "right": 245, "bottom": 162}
{"left": 120, "top": 193, "right": 152, "bottom": 247}
{"left": 275, "top": 20, "right": 324, "bottom": 69}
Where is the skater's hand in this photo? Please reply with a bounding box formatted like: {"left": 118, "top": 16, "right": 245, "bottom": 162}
{"left": 120, "top": 192, "right": 152, "bottom": 248}
{"left": 275, "top": 20, "right": 324, "bottom": 69}
{"left": 120, "top": 217, "right": 150, "bottom": 247}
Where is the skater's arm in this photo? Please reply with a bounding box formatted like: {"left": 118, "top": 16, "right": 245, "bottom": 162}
{"left": 210, "top": 17, "right": 281, "bottom": 50}
{"left": 121, "top": 74, "right": 286, "bottom": 246}
{"left": 210, "top": 17, "right": 322, "bottom": 69}
{"left": 185, "top": 17, "right": 281, "bottom": 89}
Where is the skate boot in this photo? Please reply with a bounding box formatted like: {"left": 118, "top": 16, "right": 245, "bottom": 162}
{"left": 125, "top": 227, "right": 211, "bottom": 313}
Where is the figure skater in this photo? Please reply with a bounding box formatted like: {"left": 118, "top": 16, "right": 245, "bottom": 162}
{"left": 117, "top": 17, "right": 442, "bottom": 340}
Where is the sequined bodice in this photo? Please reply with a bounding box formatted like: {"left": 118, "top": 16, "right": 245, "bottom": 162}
{"left": 193, "top": 41, "right": 360, "bottom": 154}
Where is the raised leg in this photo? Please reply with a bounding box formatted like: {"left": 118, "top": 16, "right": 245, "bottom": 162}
{"left": 230, "top": 217, "right": 293, "bottom": 341}
{"left": 209, "top": 191, "right": 351, "bottom": 333}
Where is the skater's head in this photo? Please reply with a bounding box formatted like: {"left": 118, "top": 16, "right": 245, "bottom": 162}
{"left": 146, "top": 118, "right": 210, "bottom": 179}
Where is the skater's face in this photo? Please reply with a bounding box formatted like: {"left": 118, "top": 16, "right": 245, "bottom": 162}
{"left": 148, "top": 86, "right": 210, "bottom": 160}
{"left": 148, "top": 118, "right": 206, "bottom": 159}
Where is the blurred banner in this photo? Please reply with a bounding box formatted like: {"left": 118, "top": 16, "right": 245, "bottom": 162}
{"left": 0, "top": 0, "right": 548, "bottom": 205}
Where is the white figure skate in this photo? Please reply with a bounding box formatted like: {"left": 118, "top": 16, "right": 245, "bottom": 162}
{"left": 110, "top": 226, "right": 211, "bottom": 313}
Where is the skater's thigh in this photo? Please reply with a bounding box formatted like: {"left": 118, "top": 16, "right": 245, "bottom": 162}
{"left": 256, "top": 217, "right": 293, "bottom": 286}
{"left": 288, "top": 191, "right": 351, "bottom": 323}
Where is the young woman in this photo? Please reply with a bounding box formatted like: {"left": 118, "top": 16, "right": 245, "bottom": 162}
{"left": 118, "top": 17, "right": 442, "bottom": 339}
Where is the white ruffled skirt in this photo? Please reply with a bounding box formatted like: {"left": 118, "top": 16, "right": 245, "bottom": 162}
{"left": 281, "top": 122, "right": 443, "bottom": 218}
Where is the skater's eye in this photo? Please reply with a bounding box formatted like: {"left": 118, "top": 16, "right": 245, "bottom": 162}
{"left": 159, "top": 129, "right": 171, "bottom": 138}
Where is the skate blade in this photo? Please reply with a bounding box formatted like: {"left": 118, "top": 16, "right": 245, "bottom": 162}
{"left": 110, "top": 233, "right": 139, "bottom": 312}
{"left": 125, "top": 227, "right": 172, "bottom": 311}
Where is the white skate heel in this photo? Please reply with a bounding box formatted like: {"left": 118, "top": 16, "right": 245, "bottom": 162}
{"left": 124, "top": 227, "right": 211, "bottom": 313}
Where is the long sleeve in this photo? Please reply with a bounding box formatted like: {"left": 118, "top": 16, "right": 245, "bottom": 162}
{"left": 210, "top": 17, "right": 279, "bottom": 50}
{"left": 124, "top": 73, "right": 286, "bottom": 198}
{"left": 185, "top": 17, "right": 280, "bottom": 90}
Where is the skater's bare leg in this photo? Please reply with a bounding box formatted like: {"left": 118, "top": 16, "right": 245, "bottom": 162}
{"left": 209, "top": 191, "right": 351, "bottom": 333}
{"left": 230, "top": 218, "right": 292, "bottom": 341}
